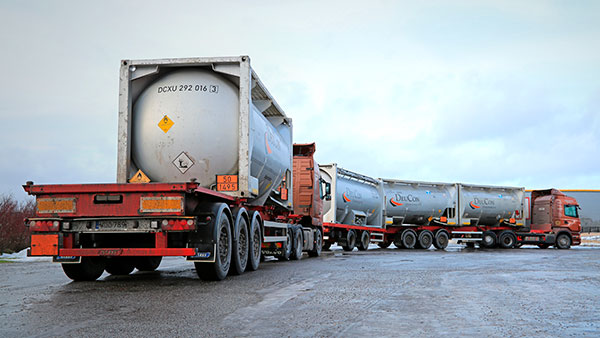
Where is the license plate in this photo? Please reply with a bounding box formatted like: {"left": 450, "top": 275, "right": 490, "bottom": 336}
{"left": 96, "top": 220, "right": 128, "bottom": 229}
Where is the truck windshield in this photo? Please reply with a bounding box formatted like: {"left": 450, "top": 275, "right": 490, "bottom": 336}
{"left": 564, "top": 205, "right": 578, "bottom": 218}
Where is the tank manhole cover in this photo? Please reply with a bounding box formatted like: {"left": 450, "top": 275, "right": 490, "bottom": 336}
{"left": 173, "top": 152, "right": 194, "bottom": 174}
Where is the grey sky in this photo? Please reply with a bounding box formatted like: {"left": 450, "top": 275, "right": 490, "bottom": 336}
{"left": 1, "top": 0, "right": 599, "bottom": 200}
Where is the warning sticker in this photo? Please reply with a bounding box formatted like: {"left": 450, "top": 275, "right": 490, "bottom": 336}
{"left": 173, "top": 152, "right": 194, "bottom": 174}
{"left": 129, "top": 169, "right": 150, "bottom": 183}
{"left": 216, "top": 175, "right": 238, "bottom": 191}
{"left": 158, "top": 115, "right": 174, "bottom": 133}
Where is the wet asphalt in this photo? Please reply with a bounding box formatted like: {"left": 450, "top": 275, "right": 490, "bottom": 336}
{"left": 1, "top": 244, "right": 599, "bottom": 337}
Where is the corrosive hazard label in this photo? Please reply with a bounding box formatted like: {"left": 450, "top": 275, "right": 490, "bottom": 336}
{"left": 158, "top": 115, "right": 174, "bottom": 133}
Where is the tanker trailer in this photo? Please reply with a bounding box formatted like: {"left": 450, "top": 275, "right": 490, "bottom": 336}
{"left": 24, "top": 56, "right": 310, "bottom": 282}
{"left": 319, "top": 163, "right": 384, "bottom": 251}
{"left": 380, "top": 179, "right": 458, "bottom": 249}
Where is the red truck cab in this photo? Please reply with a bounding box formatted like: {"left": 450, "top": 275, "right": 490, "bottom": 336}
{"left": 528, "top": 189, "right": 581, "bottom": 248}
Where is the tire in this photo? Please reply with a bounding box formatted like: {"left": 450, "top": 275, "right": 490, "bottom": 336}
{"left": 246, "top": 212, "right": 262, "bottom": 271}
{"left": 416, "top": 230, "right": 433, "bottom": 249}
{"left": 308, "top": 229, "right": 322, "bottom": 257}
{"left": 538, "top": 243, "right": 550, "bottom": 249}
{"left": 195, "top": 205, "right": 232, "bottom": 281}
{"left": 135, "top": 256, "right": 162, "bottom": 271}
{"left": 291, "top": 227, "right": 303, "bottom": 260}
{"left": 231, "top": 216, "right": 249, "bottom": 275}
{"left": 498, "top": 230, "right": 516, "bottom": 249}
{"left": 342, "top": 230, "right": 356, "bottom": 251}
{"left": 377, "top": 240, "right": 392, "bottom": 249}
{"left": 322, "top": 242, "right": 332, "bottom": 251}
{"left": 357, "top": 231, "right": 370, "bottom": 251}
{"left": 105, "top": 257, "right": 135, "bottom": 275}
{"left": 401, "top": 229, "right": 417, "bottom": 249}
{"left": 433, "top": 230, "right": 449, "bottom": 250}
{"left": 393, "top": 236, "right": 404, "bottom": 249}
{"left": 277, "top": 226, "right": 293, "bottom": 260}
{"left": 62, "top": 257, "right": 105, "bottom": 281}
{"left": 556, "top": 233, "right": 572, "bottom": 249}
{"left": 480, "top": 231, "right": 497, "bottom": 248}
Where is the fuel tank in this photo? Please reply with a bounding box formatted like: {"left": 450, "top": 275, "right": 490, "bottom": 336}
{"left": 118, "top": 56, "right": 292, "bottom": 208}
{"left": 458, "top": 184, "right": 525, "bottom": 227}
{"left": 319, "top": 164, "right": 383, "bottom": 227}
{"left": 381, "top": 179, "right": 458, "bottom": 226}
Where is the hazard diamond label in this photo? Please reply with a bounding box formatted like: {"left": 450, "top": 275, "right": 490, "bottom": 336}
{"left": 173, "top": 152, "right": 194, "bottom": 174}
{"left": 158, "top": 115, "right": 174, "bottom": 133}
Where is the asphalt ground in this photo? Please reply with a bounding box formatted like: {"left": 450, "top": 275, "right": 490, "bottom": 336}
{"left": 1, "top": 244, "right": 599, "bottom": 337}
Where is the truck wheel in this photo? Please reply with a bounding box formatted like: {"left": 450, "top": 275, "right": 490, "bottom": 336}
{"left": 308, "top": 229, "right": 322, "bottom": 257}
{"left": 498, "top": 230, "right": 516, "bottom": 249}
{"left": 195, "top": 207, "right": 232, "bottom": 281}
{"left": 417, "top": 230, "right": 433, "bottom": 249}
{"left": 62, "top": 257, "right": 105, "bottom": 281}
{"left": 246, "top": 213, "right": 262, "bottom": 271}
{"left": 277, "top": 226, "right": 293, "bottom": 260}
{"left": 377, "top": 241, "right": 392, "bottom": 249}
{"left": 135, "top": 256, "right": 162, "bottom": 271}
{"left": 480, "top": 231, "right": 497, "bottom": 248}
{"left": 231, "top": 217, "right": 249, "bottom": 275}
{"left": 322, "top": 242, "right": 332, "bottom": 251}
{"left": 556, "top": 233, "right": 572, "bottom": 249}
{"left": 537, "top": 243, "right": 550, "bottom": 249}
{"left": 433, "top": 230, "right": 449, "bottom": 250}
{"left": 401, "top": 229, "right": 417, "bottom": 249}
{"left": 357, "top": 231, "right": 370, "bottom": 251}
{"left": 105, "top": 257, "right": 135, "bottom": 275}
{"left": 342, "top": 230, "right": 356, "bottom": 251}
{"left": 393, "top": 236, "right": 404, "bottom": 249}
{"left": 291, "top": 227, "right": 303, "bottom": 260}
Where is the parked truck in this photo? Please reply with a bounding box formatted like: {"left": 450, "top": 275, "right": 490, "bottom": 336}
{"left": 312, "top": 161, "right": 581, "bottom": 250}
{"left": 23, "top": 56, "right": 322, "bottom": 281}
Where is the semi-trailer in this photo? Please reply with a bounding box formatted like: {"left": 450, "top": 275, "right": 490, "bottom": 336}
{"left": 22, "top": 56, "right": 582, "bottom": 283}
{"left": 23, "top": 56, "right": 322, "bottom": 281}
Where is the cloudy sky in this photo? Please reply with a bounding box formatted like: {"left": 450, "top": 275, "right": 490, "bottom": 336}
{"left": 1, "top": 0, "right": 598, "bottom": 200}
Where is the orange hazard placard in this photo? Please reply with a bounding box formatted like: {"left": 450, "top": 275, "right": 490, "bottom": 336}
{"left": 216, "top": 175, "right": 238, "bottom": 191}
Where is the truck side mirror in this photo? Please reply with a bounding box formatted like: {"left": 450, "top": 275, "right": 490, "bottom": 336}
{"left": 325, "top": 182, "right": 331, "bottom": 201}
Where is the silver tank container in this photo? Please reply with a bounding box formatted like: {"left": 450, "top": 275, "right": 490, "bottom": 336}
{"left": 458, "top": 184, "right": 525, "bottom": 226}
{"left": 319, "top": 164, "right": 383, "bottom": 227}
{"left": 382, "top": 179, "right": 458, "bottom": 226}
{"left": 117, "top": 56, "right": 292, "bottom": 208}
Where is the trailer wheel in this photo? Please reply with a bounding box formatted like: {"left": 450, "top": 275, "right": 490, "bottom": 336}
{"left": 342, "top": 230, "right": 356, "bottom": 251}
{"left": 393, "top": 236, "right": 404, "bottom": 249}
{"left": 246, "top": 213, "right": 262, "bottom": 271}
{"left": 357, "top": 231, "right": 370, "bottom": 251}
{"left": 308, "top": 229, "right": 322, "bottom": 257}
{"left": 135, "top": 256, "right": 162, "bottom": 271}
{"left": 433, "top": 230, "right": 449, "bottom": 250}
{"left": 62, "top": 257, "right": 105, "bottom": 281}
{"left": 498, "top": 231, "right": 516, "bottom": 249}
{"left": 417, "top": 230, "right": 433, "bottom": 249}
{"left": 195, "top": 206, "right": 232, "bottom": 281}
{"left": 556, "top": 233, "right": 571, "bottom": 249}
{"left": 105, "top": 257, "right": 135, "bottom": 275}
{"left": 401, "top": 229, "right": 417, "bottom": 249}
{"left": 377, "top": 240, "right": 392, "bottom": 249}
{"left": 277, "top": 226, "right": 293, "bottom": 260}
{"left": 231, "top": 217, "right": 249, "bottom": 275}
{"left": 291, "top": 227, "right": 303, "bottom": 260}
{"left": 480, "top": 231, "right": 497, "bottom": 248}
